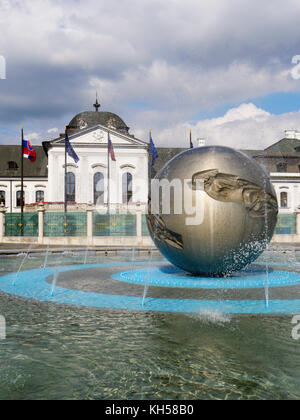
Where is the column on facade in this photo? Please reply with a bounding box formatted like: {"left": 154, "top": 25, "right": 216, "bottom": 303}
{"left": 136, "top": 208, "right": 142, "bottom": 238}
{"left": 37, "top": 203, "right": 45, "bottom": 243}
{"left": 296, "top": 207, "right": 300, "bottom": 236}
{"left": 86, "top": 203, "right": 93, "bottom": 239}
{"left": 0, "top": 203, "right": 7, "bottom": 241}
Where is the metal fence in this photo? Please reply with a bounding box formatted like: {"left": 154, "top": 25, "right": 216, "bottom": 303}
{"left": 142, "top": 215, "right": 150, "bottom": 236}
{"left": 93, "top": 213, "right": 137, "bottom": 236}
{"left": 44, "top": 212, "right": 87, "bottom": 237}
{"left": 5, "top": 211, "right": 296, "bottom": 238}
{"left": 275, "top": 214, "right": 297, "bottom": 234}
{"left": 5, "top": 213, "right": 38, "bottom": 237}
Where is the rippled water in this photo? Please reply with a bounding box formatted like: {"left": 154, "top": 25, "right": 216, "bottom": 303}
{"left": 0, "top": 250, "right": 299, "bottom": 400}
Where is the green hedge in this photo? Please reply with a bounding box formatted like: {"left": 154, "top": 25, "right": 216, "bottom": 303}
{"left": 142, "top": 215, "right": 150, "bottom": 236}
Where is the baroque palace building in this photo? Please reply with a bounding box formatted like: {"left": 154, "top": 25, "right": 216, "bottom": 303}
{"left": 0, "top": 102, "right": 300, "bottom": 216}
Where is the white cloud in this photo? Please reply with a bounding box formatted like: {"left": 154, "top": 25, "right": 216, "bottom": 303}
{"left": 1, "top": 0, "right": 300, "bottom": 144}
{"left": 47, "top": 127, "right": 58, "bottom": 134}
{"left": 26, "top": 132, "right": 41, "bottom": 141}
{"left": 153, "top": 103, "right": 300, "bottom": 150}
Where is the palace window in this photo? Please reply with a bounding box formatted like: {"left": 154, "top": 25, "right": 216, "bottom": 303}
{"left": 8, "top": 161, "right": 18, "bottom": 170}
{"left": 280, "top": 191, "right": 288, "bottom": 208}
{"left": 0, "top": 191, "right": 5, "bottom": 206}
{"left": 16, "top": 191, "right": 25, "bottom": 208}
{"left": 94, "top": 172, "right": 104, "bottom": 205}
{"left": 277, "top": 163, "right": 287, "bottom": 172}
{"left": 122, "top": 172, "right": 133, "bottom": 204}
{"left": 66, "top": 172, "right": 76, "bottom": 203}
{"left": 36, "top": 190, "right": 44, "bottom": 203}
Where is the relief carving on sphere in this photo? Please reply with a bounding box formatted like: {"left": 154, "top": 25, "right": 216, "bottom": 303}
{"left": 192, "top": 169, "right": 278, "bottom": 218}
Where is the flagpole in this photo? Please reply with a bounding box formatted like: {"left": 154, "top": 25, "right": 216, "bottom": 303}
{"left": 64, "top": 126, "right": 67, "bottom": 214}
{"left": 21, "top": 126, "right": 24, "bottom": 236}
{"left": 148, "top": 130, "right": 152, "bottom": 202}
{"left": 107, "top": 130, "right": 110, "bottom": 215}
{"left": 21, "top": 126, "right": 24, "bottom": 215}
{"left": 190, "top": 129, "right": 193, "bottom": 149}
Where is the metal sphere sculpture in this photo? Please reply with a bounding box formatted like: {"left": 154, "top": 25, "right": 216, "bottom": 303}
{"left": 147, "top": 146, "right": 278, "bottom": 276}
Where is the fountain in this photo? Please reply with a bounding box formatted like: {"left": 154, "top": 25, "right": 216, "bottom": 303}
{"left": 50, "top": 267, "right": 59, "bottom": 297}
{"left": 0, "top": 146, "right": 299, "bottom": 316}
{"left": 0, "top": 151, "right": 300, "bottom": 402}
{"left": 13, "top": 241, "right": 34, "bottom": 286}
{"left": 142, "top": 249, "right": 152, "bottom": 308}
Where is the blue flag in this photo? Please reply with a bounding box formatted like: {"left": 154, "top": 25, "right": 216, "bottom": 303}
{"left": 190, "top": 130, "right": 194, "bottom": 149}
{"left": 65, "top": 131, "right": 79, "bottom": 163}
{"left": 150, "top": 133, "right": 158, "bottom": 168}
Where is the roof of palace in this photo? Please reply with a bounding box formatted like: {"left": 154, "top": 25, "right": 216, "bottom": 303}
{"left": 264, "top": 137, "right": 300, "bottom": 154}
{"left": 67, "top": 111, "right": 130, "bottom": 135}
{"left": 1, "top": 131, "right": 300, "bottom": 179}
{"left": 0, "top": 145, "right": 48, "bottom": 178}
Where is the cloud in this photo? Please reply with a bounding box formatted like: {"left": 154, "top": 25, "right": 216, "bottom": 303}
{"left": 155, "top": 103, "right": 300, "bottom": 150}
{"left": 1, "top": 0, "right": 300, "bottom": 146}
{"left": 47, "top": 127, "right": 58, "bottom": 134}
{"left": 26, "top": 132, "right": 41, "bottom": 141}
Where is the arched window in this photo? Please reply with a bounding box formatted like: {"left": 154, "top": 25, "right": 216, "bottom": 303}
{"left": 16, "top": 191, "right": 25, "bottom": 207}
{"left": 280, "top": 191, "right": 288, "bottom": 208}
{"left": 0, "top": 191, "right": 5, "bottom": 206}
{"left": 94, "top": 172, "right": 104, "bottom": 205}
{"left": 8, "top": 161, "right": 18, "bottom": 170}
{"left": 36, "top": 190, "right": 44, "bottom": 203}
{"left": 66, "top": 172, "right": 76, "bottom": 203}
{"left": 277, "top": 163, "right": 287, "bottom": 173}
{"left": 122, "top": 172, "right": 133, "bottom": 204}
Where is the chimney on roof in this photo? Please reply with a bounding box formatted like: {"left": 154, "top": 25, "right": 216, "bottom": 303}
{"left": 285, "top": 130, "right": 300, "bottom": 140}
{"left": 197, "top": 138, "right": 206, "bottom": 147}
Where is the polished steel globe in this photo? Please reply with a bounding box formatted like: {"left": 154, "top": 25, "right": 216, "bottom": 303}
{"left": 147, "top": 146, "right": 278, "bottom": 276}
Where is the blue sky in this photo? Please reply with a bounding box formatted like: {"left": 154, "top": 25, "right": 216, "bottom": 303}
{"left": 1, "top": 0, "right": 300, "bottom": 149}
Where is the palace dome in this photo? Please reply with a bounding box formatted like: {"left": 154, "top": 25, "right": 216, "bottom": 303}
{"left": 68, "top": 111, "right": 130, "bottom": 135}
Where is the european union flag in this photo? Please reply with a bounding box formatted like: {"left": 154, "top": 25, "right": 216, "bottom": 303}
{"left": 150, "top": 133, "right": 158, "bottom": 168}
{"left": 190, "top": 130, "right": 194, "bottom": 149}
{"left": 65, "top": 131, "right": 79, "bottom": 164}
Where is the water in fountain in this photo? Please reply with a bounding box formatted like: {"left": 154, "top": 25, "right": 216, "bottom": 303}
{"left": 131, "top": 246, "right": 136, "bottom": 264}
{"left": 142, "top": 248, "right": 152, "bottom": 307}
{"left": 13, "top": 241, "right": 34, "bottom": 286}
{"left": 43, "top": 220, "right": 56, "bottom": 270}
{"left": 51, "top": 267, "right": 59, "bottom": 297}
{"left": 43, "top": 245, "right": 50, "bottom": 270}
{"left": 84, "top": 244, "right": 89, "bottom": 265}
{"left": 263, "top": 178, "right": 270, "bottom": 308}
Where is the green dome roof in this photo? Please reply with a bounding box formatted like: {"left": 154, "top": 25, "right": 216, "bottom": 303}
{"left": 68, "top": 111, "right": 130, "bottom": 134}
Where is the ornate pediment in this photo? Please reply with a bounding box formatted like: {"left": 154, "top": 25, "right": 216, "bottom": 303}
{"left": 51, "top": 124, "right": 146, "bottom": 148}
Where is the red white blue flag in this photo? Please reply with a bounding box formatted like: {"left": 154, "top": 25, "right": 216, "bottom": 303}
{"left": 108, "top": 132, "right": 116, "bottom": 161}
{"left": 23, "top": 140, "right": 36, "bottom": 163}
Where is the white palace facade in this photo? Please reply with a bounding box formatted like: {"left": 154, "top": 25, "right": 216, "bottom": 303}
{"left": 0, "top": 104, "right": 149, "bottom": 213}
{"left": 0, "top": 103, "right": 300, "bottom": 216}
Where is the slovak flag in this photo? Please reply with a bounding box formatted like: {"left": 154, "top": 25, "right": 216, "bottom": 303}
{"left": 23, "top": 140, "right": 36, "bottom": 163}
{"left": 108, "top": 132, "right": 116, "bottom": 161}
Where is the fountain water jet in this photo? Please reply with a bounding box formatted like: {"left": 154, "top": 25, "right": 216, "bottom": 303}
{"left": 84, "top": 246, "right": 89, "bottom": 265}
{"left": 50, "top": 267, "right": 59, "bottom": 297}
{"left": 142, "top": 249, "right": 153, "bottom": 308}
{"left": 13, "top": 242, "right": 34, "bottom": 286}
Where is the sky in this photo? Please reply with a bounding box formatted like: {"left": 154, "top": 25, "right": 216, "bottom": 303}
{"left": 1, "top": 0, "right": 300, "bottom": 149}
